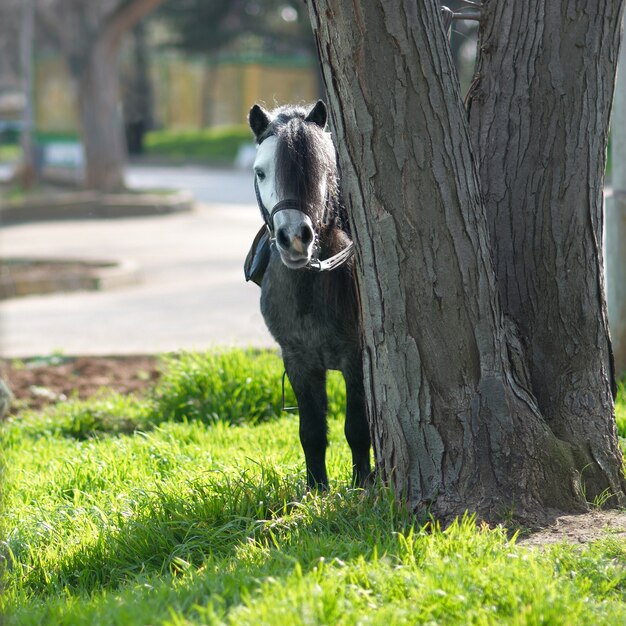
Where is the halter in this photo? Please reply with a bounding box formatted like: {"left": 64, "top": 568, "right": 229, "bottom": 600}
{"left": 254, "top": 176, "right": 354, "bottom": 273}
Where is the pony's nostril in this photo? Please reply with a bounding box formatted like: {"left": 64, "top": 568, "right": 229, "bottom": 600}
{"left": 276, "top": 228, "right": 291, "bottom": 250}
{"left": 301, "top": 225, "right": 313, "bottom": 246}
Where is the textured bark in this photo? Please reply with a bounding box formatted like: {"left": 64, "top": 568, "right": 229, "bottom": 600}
{"left": 306, "top": 0, "right": 626, "bottom": 521}
{"left": 468, "top": 0, "right": 626, "bottom": 504}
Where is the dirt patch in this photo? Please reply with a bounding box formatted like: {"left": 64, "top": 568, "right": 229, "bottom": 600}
{"left": 518, "top": 510, "right": 626, "bottom": 547}
{"left": 0, "top": 355, "right": 160, "bottom": 411}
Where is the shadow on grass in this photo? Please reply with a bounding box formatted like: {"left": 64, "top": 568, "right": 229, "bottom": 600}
{"left": 10, "top": 471, "right": 412, "bottom": 602}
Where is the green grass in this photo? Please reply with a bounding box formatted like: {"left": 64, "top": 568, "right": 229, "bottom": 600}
{"left": 144, "top": 126, "right": 252, "bottom": 163}
{"left": 2, "top": 349, "right": 626, "bottom": 625}
{"left": 33, "top": 131, "right": 81, "bottom": 144}
{"left": 0, "top": 143, "right": 20, "bottom": 163}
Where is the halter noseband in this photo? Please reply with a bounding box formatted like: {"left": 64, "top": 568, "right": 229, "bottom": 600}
{"left": 253, "top": 176, "right": 354, "bottom": 273}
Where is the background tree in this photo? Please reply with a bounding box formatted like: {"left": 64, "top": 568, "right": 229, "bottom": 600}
{"left": 120, "top": 21, "right": 154, "bottom": 155}
{"left": 156, "top": 0, "right": 320, "bottom": 120}
{"left": 37, "top": 0, "right": 165, "bottom": 192}
{"left": 19, "top": 0, "right": 36, "bottom": 188}
{"left": 306, "top": 0, "right": 626, "bottom": 522}
{"left": 157, "top": 0, "right": 313, "bottom": 58}
{"left": 0, "top": 0, "right": 35, "bottom": 186}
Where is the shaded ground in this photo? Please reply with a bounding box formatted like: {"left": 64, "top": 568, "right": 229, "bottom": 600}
{"left": 1, "top": 354, "right": 625, "bottom": 545}
{"left": 1, "top": 354, "right": 160, "bottom": 411}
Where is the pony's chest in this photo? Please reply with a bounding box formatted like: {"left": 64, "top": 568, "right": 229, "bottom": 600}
{"left": 260, "top": 258, "right": 354, "bottom": 358}
{"left": 261, "top": 272, "right": 328, "bottom": 338}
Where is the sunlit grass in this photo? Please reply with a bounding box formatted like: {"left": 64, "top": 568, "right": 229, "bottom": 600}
{"left": 2, "top": 349, "right": 625, "bottom": 625}
{"left": 144, "top": 126, "right": 251, "bottom": 163}
{"left": 0, "top": 142, "right": 19, "bottom": 163}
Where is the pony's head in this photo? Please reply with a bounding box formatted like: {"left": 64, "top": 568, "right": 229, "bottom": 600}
{"left": 248, "top": 101, "right": 339, "bottom": 269}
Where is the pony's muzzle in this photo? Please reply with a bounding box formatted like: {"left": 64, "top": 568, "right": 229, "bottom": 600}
{"left": 276, "top": 223, "right": 313, "bottom": 252}
{"left": 272, "top": 209, "right": 316, "bottom": 268}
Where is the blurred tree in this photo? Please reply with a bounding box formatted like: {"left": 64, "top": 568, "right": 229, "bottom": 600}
{"left": 157, "top": 0, "right": 314, "bottom": 58}
{"left": 0, "top": 0, "right": 38, "bottom": 188}
{"left": 155, "top": 0, "right": 320, "bottom": 124}
{"left": 0, "top": 0, "right": 22, "bottom": 94}
{"left": 121, "top": 22, "right": 154, "bottom": 155}
{"left": 19, "top": 0, "right": 36, "bottom": 188}
{"left": 36, "top": 0, "right": 165, "bottom": 191}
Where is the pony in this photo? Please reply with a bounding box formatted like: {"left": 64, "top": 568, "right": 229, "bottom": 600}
{"left": 247, "top": 100, "right": 371, "bottom": 489}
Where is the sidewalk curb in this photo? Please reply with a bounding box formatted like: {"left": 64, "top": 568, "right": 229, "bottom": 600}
{"left": 0, "top": 190, "right": 194, "bottom": 224}
{"left": 0, "top": 258, "right": 141, "bottom": 299}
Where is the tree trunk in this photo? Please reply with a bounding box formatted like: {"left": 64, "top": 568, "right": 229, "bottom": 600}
{"left": 37, "top": 0, "right": 166, "bottom": 192}
{"left": 468, "top": 0, "right": 626, "bottom": 505}
{"left": 77, "top": 37, "right": 127, "bottom": 192}
{"left": 19, "top": 0, "right": 37, "bottom": 188}
{"left": 306, "top": 0, "right": 626, "bottom": 522}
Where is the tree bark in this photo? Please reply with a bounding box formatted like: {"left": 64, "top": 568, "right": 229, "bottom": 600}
{"left": 306, "top": 0, "right": 626, "bottom": 522}
{"left": 468, "top": 0, "right": 626, "bottom": 505}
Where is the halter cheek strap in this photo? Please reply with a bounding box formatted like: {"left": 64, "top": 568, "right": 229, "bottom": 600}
{"left": 254, "top": 176, "right": 273, "bottom": 233}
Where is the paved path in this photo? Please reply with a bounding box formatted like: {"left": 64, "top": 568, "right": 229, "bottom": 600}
{"left": 1, "top": 165, "right": 276, "bottom": 357}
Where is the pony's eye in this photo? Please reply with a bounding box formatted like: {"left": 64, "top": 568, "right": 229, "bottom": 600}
{"left": 255, "top": 170, "right": 266, "bottom": 181}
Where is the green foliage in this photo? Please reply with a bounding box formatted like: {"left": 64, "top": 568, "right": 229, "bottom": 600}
{"left": 152, "top": 350, "right": 287, "bottom": 425}
{"left": 155, "top": 0, "right": 313, "bottom": 58}
{"left": 33, "top": 131, "right": 81, "bottom": 144}
{"left": 152, "top": 350, "right": 345, "bottom": 427}
{"left": 2, "top": 349, "right": 626, "bottom": 625}
{"left": 3, "top": 393, "right": 151, "bottom": 443}
{"left": 144, "top": 126, "right": 252, "bottom": 163}
{"left": 0, "top": 143, "right": 20, "bottom": 162}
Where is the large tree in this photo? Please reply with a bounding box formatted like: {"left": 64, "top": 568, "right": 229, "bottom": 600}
{"left": 37, "top": 0, "right": 164, "bottom": 192}
{"left": 306, "top": 0, "right": 626, "bottom": 522}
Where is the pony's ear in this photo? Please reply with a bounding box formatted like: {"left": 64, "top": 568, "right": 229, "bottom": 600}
{"left": 305, "top": 100, "right": 327, "bottom": 128}
{"left": 249, "top": 104, "right": 271, "bottom": 139}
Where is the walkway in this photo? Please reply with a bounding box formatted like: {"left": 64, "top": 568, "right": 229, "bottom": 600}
{"left": 1, "top": 165, "right": 275, "bottom": 357}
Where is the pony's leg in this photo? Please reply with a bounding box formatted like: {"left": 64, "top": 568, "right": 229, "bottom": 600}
{"left": 343, "top": 367, "right": 372, "bottom": 487}
{"left": 285, "top": 362, "right": 329, "bottom": 489}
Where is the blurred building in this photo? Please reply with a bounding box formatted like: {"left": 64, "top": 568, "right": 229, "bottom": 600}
{"left": 32, "top": 50, "right": 318, "bottom": 136}
{"left": 152, "top": 53, "right": 317, "bottom": 129}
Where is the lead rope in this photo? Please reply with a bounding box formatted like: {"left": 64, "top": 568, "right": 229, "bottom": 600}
{"left": 281, "top": 371, "right": 298, "bottom": 412}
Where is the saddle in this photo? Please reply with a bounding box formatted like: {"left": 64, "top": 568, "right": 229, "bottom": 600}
{"left": 244, "top": 225, "right": 271, "bottom": 287}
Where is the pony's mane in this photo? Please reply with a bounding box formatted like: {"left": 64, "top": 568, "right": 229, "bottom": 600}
{"left": 260, "top": 105, "right": 349, "bottom": 235}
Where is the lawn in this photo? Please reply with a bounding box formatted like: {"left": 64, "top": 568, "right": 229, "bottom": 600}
{"left": 0, "top": 143, "right": 19, "bottom": 163}
{"left": 2, "top": 349, "right": 625, "bottom": 625}
{"left": 144, "top": 126, "right": 252, "bottom": 163}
